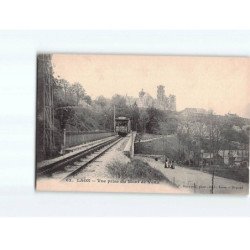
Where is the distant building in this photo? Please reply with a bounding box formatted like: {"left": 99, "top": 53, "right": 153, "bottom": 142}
{"left": 180, "top": 108, "right": 209, "bottom": 116}
{"left": 125, "top": 94, "right": 137, "bottom": 106}
{"left": 157, "top": 85, "right": 165, "bottom": 103}
{"left": 136, "top": 89, "right": 155, "bottom": 108}
{"left": 139, "top": 89, "right": 146, "bottom": 98}
{"left": 201, "top": 150, "right": 249, "bottom": 166}
{"left": 155, "top": 85, "right": 176, "bottom": 111}
{"left": 136, "top": 85, "right": 176, "bottom": 111}
{"left": 168, "top": 95, "right": 176, "bottom": 112}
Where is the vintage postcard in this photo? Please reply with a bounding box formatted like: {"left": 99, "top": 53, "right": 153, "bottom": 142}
{"left": 36, "top": 54, "right": 250, "bottom": 194}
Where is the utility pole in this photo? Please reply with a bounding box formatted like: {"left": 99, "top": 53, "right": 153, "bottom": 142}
{"left": 210, "top": 111, "right": 215, "bottom": 194}
{"left": 211, "top": 165, "right": 215, "bottom": 194}
{"left": 113, "top": 105, "right": 116, "bottom": 132}
{"left": 163, "top": 134, "right": 166, "bottom": 163}
{"left": 162, "top": 128, "right": 167, "bottom": 163}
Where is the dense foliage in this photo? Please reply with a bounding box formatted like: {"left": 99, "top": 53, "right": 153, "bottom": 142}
{"left": 37, "top": 56, "right": 250, "bottom": 161}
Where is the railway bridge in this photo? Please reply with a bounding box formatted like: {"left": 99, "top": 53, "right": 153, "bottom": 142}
{"left": 36, "top": 131, "right": 136, "bottom": 182}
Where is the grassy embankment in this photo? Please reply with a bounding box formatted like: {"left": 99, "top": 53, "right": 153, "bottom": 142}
{"left": 135, "top": 133, "right": 180, "bottom": 159}
{"left": 107, "top": 159, "right": 171, "bottom": 184}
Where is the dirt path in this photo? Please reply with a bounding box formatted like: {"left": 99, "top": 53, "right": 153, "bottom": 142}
{"left": 135, "top": 136, "right": 165, "bottom": 144}
{"left": 136, "top": 156, "right": 249, "bottom": 195}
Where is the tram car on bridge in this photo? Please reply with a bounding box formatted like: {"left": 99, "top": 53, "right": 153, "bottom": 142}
{"left": 115, "top": 117, "right": 131, "bottom": 136}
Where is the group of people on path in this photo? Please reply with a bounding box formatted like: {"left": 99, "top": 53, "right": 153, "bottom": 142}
{"left": 154, "top": 155, "right": 175, "bottom": 169}
{"left": 164, "top": 157, "right": 175, "bottom": 169}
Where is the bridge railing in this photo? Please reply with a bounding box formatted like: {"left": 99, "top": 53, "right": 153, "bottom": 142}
{"left": 65, "top": 130, "right": 116, "bottom": 148}
{"left": 123, "top": 132, "right": 136, "bottom": 158}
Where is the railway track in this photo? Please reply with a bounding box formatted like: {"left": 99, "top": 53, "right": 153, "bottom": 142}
{"left": 36, "top": 136, "right": 123, "bottom": 181}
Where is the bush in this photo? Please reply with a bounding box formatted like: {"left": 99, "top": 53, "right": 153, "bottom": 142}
{"left": 107, "top": 159, "right": 170, "bottom": 183}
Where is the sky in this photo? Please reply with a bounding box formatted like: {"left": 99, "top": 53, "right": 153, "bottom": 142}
{"left": 52, "top": 54, "right": 250, "bottom": 118}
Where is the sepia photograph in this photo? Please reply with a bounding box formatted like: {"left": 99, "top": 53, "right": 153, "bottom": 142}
{"left": 36, "top": 54, "right": 250, "bottom": 194}
{"left": 2, "top": 3, "right": 250, "bottom": 249}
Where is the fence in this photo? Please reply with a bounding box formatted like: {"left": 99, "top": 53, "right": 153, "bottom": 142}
{"left": 65, "top": 130, "right": 115, "bottom": 148}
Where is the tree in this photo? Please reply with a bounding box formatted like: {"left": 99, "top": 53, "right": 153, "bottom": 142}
{"left": 83, "top": 95, "right": 92, "bottom": 105}
{"left": 58, "top": 79, "right": 70, "bottom": 103}
{"left": 55, "top": 105, "right": 75, "bottom": 130}
{"left": 71, "top": 82, "right": 86, "bottom": 105}
{"left": 111, "top": 94, "right": 130, "bottom": 118}
{"left": 94, "top": 96, "right": 109, "bottom": 107}
{"left": 111, "top": 94, "right": 127, "bottom": 107}
{"left": 139, "top": 109, "right": 148, "bottom": 133}
{"left": 130, "top": 102, "right": 140, "bottom": 131}
{"left": 145, "top": 107, "right": 163, "bottom": 134}
{"left": 160, "top": 111, "right": 178, "bottom": 134}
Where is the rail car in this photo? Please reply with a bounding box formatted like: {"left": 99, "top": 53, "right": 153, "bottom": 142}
{"left": 115, "top": 117, "right": 131, "bottom": 136}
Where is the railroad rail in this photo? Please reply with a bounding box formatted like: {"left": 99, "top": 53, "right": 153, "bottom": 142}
{"left": 36, "top": 136, "right": 123, "bottom": 180}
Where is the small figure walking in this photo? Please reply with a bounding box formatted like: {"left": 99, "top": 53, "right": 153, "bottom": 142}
{"left": 165, "top": 157, "right": 169, "bottom": 168}
{"left": 170, "top": 160, "right": 175, "bottom": 169}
